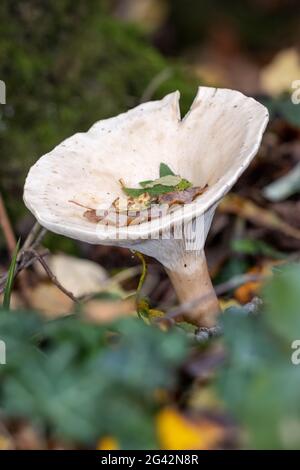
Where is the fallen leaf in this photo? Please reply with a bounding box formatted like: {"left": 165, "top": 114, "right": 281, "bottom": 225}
{"left": 219, "top": 298, "right": 240, "bottom": 311}
{"left": 28, "top": 283, "right": 73, "bottom": 317}
{"left": 84, "top": 297, "right": 136, "bottom": 323}
{"left": 84, "top": 209, "right": 102, "bottom": 223}
{"left": 37, "top": 254, "right": 108, "bottom": 298}
{"left": 261, "top": 48, "right": 300, "bottom": 96}
{"left": 0, "top": 434, "right": 13, "bottom": 450}
{"left": 234, "top": 261, "right": 280, "bottom": 303}
{"left": 123, "top": 184, "right": 178, "bottom": 198}
{"left": 156, "top": 407, "right": 225, "bottom": 450}
{"left": 158, "top": 185, "right": 208, "bottom": 206}
{"left": 140, "top": 175, "right": 182, "bottom": 188}
{"left": 97, "top": 436, "right": 119, "bottom": 450}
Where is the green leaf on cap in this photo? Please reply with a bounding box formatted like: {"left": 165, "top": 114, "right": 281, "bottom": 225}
{"left": 159, "top": 163, "right": 175, "bottom": 177}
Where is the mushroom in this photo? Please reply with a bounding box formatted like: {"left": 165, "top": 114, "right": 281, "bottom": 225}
{"left": 24, "top": 87, "right": 269, "bottom": 327}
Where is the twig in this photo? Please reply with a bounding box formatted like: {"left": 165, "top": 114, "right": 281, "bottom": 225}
{"left": 0, "top": 249, "right": 49, "bottom": 293}
{"left": 215, "top": 273, "right": 264, "bottom": 295}
{"left": 0, "top": 192, "right": 16, "bottom": 254}
{"left": 162, "top": 273, "right": 266, "bottom": 321}
{"left": 27, "top": 248, "right": 79, "bottom": 303}
{"left": 0, "top": 221, "right": 47, "bottom": 294}
{"left": 21, "top": 222, "right": 46, "bottom": 252}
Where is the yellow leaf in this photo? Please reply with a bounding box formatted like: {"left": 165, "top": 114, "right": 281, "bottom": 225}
{"left": 97, "top": 436, "right": 119, "bottom": 450}
{"left": 234, "top": 261, "right": 281, "bottom": 304}
{"left": 156, "top": 407, "right": 224, "bottom": 450}
{"left": 219, "top": 298, "right": 240, "bottom": 311}
{"left": 0, "top": 434, "right": 13, "bottom": 450}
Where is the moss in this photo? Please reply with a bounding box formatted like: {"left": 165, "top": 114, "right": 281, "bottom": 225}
{"left": 0, "top": 0, "right": 197, "bottom": 231}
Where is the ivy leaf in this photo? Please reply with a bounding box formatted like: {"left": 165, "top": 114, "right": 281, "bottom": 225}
{"left": 176, "top": 179, "right": 193, "bottom": 191}
{"left": 147, "top": 185, "right": 178, "bottom": 196}
{"left": 123, "top": 163, "right": 193, "bottom": 199}
{"left": 159, "top": 163, "right": 175, "bottom": 177}
{"left": 123, "top": 185, "right": 179, "bottom": 198}
{"left": 122, "top": 187, "right": 147, "bottom": 197}
{"left": 141, "top": 175, "right": 182, "bottom": 189}
{"left": 139, "top": 180, "right": 154, "bottom": 188}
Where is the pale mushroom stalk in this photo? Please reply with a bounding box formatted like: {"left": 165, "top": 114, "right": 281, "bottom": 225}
{"left": 127, "top": 205, "right": 220, "bottom": 326}
{"left": 24, "top": 87, "right": 269, "bottom": 327}
{"left": 166, "top": 251, "right": 219, "bottom": 327}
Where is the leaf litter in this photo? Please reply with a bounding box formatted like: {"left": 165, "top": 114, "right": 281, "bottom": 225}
{"left": 70, "top": 163, "right": 208, "bottom": 227}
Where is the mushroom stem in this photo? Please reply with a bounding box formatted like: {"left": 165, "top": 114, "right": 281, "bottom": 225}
{"left": 166, "top": 250, "right": 220, "bottom": 327}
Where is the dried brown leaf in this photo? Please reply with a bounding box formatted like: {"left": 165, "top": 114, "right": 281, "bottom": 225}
{"left": 158, "top": 185, "right": 208, "bottom": 206}
{"left": 83, "top": 209, "right": 102, "bottom": 224}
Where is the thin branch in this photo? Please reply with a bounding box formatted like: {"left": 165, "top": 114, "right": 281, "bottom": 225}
{"left": 28, "top": 248, "right": 79, "bottom": 303}
{"left": 0, "top": 249, "right": 49, "bottom": 293}
{"left": 215, "top": 273, "right": 265, "bottom": 296}
{"left": 162, "top": 273, "right": 266, "bottom": 321}
{"left": 21, "top": 222, "right": 46, "bottom": 251}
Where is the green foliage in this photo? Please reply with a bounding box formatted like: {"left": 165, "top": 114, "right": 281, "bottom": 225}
{"left": 159, "top": 163, "right": 175, "bottom": 178}
{"left": 218, "top": 263, "right": 300, "bottom": 449}
{"left": 263, "top": 264, "right": 300, "bottom": 343}
{"left": 0, "top": 0, "right": 197, "bottom": 224}
{"left": 232, "top": 238, "right": 285, "bottom": 259}
{"left": 123, "top": 163, "right": 192, "bottom": 197}
{"left": 0, "top": 310, "right": 188, "bottom": 448}
{"left": 123, "top": 184, "right": 177, "bottom": 198}
{"left": 263, "top": 95, "right": 300, "bottom": 128}
{"left": 214, "top": 256, "right": 250, "bottom": 285}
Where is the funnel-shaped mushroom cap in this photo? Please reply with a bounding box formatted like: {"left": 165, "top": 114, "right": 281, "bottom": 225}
{"left": 24, "top": 87, "right": 269, "bottom": 247}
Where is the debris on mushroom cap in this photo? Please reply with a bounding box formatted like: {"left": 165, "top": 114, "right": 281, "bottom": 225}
{"left": 75, "top": 163, "right": 208, "bottom": 227}
{"left": 23, "top": 87, "right": 269, "bottom": 328}
{"left": 158, "top": 185, "right": 208, "bottom": 206}
{"left": 84, "top": 209, "right": 102, "bottom": 224}
{"left": 113, "top": 193, "right": 152, "bottom": 212}
{"left": 24, "top": 87, "right": 269, "bottom": 245}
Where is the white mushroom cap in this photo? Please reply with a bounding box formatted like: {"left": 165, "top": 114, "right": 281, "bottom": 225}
{"left": 24, "top": 86, "right": 269, "bottom": 249}
{"left": 24, "top": 87, "right": 269, "bottom": 327}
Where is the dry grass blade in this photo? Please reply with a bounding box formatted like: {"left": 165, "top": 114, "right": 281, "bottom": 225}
{"left": 3, "top": 239, "right": 20, "bottom": 310}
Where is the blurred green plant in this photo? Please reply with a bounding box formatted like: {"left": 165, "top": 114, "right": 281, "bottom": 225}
{"left": 218, "top": 263, "right": 300, "bottom": 449}
{"left": 232, "top": 238, "right": 285, "bottom": 259}
{"left": 0, "top": 310, "right": 188, "bottom": 448}
{"left": 264, "top": 95, "right": 300, "bottom": 127}
{"left": 0, "top": 0, "right": 197, "bottom": 229}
